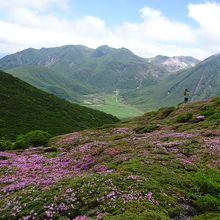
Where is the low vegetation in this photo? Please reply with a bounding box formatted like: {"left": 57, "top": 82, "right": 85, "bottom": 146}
{"left": 1, "top": 97, "right": 220, "bottom": 219}
{"left": 0, "top": 130, "right": 51, "bottom": 151}
{"left": 14, "top": 130, "right": 51, "bottom": 149}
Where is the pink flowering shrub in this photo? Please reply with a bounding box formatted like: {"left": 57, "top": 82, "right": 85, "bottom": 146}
{"left": 196, "top": 115, "right": 205, "bottom": 121}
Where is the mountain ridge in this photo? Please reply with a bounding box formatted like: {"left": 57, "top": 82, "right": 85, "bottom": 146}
{"left": 148, "top": 55, "right": 200, "bottom": 73}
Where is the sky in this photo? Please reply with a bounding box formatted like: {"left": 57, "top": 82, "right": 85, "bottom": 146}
{"left": 0, "top": 0, "right": 220, "bottom": 59}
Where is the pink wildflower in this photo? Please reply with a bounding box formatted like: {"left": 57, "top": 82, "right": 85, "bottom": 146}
{"left": 127, "top": 175, "right": 138, "bottom": 180}
{"left": 107, "top": 191, "right": 117, "bottom": 199}
{"left": 74, "top": 216, "right": 89, "bottom": 220}
{"left": 58, "top": 202, "right": 67, "bottom": 211}
{"left": 66, "top": 188, "right": 73, "bottom": 193}
{"left": 196, "top": 115, "right": 205, "bottom": 121}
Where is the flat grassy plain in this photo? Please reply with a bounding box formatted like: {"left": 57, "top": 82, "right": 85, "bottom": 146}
{"left": 81, "top": 93, "right": 144, "bottom": 119}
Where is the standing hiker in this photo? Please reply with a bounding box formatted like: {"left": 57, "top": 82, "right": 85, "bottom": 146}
{"left": 184, "top": 89, "right": 190, "bottom": 104}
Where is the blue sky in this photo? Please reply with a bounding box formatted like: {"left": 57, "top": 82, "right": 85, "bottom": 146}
{"left": 0, "top": 0, "right": 220, "bottom": 59}
{"left": 69, "top": 0, "right": 202, "bottom": 26}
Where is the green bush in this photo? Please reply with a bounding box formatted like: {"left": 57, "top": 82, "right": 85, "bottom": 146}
{"left": 134, "top": 124, "right": 159, "bottom": 134}
{"left": 201, "top": 106, "right": 217, "bottom": 117}
{"left": 213, "top": 97, "right": 220, "bottom": 106}
{"left": 176, "top": 113, "right": 193, "bottom": 123}
{"left": 144, "top": 111, "right": 157, "bottom": 119}
{"left": 194, "top": 194, "right": 220, "bottom": 212}
{"left": 0, "top": 138, "right": 13, "bottom": 151}
{"left": 193, "top": 169, "right": 220, "bottom": 212}
{"left": 192, "top": 212, "right": 220, "bottom": 220}
{"left": 209, "top": 113, "right": 220, "bottom": 121}
{"left": 157, "top": 107, "right": 175, "bottom": 119}
{"left": 14, "top": 130, "right": 51, "bottom": 149}
{"left": 194, "top": 169, "right": 220, "bottom": 195}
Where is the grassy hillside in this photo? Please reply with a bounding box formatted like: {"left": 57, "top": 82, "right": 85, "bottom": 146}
{"left": 7, "top": 66, "right": 97, "bottom": 102}
{"left": 1, "top": 98, "right": 220, "bottom": 219}
{"left": 0, "top": 70, "right": 119, "bottom": 139}
{"left": 7, "top": 67, "right": 145, "bottom": 119}
{"left": 165, "top": 54, "right": 220, "bottom": 102}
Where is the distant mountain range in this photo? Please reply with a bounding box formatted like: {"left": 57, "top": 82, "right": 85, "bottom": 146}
{"left": 0, "top": 70, "right": 118, "bottom": 139}
{"left": 148, "top": 55, "right": 200, "bottom": 73}
{"left": 1, "top": 45, "right": 220, "bottom": 117}
{"left": 0, "top": 45, "right": 169, "bottom": 92}
{"left": 124, "top": 53, "right": 220, "bottom": 109}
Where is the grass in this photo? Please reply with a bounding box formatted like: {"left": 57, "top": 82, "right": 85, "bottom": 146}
{"left": 81, "top": 93, "right": 144, "bottom": 119}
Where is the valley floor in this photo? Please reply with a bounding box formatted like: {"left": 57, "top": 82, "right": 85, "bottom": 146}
{"left": 81, "top": 93, "right": 144, "bottom": 119}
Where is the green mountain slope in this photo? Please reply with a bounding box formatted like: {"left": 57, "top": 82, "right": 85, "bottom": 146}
{"left": 0, "top": 45, "right": 170, "bottom": 118}
{"left": 7, "top": 66, "right": 97, "bottom": 102}
{"left": 124, "top": 54, "right": 220, "bottom": 110}
{"left": 0, "top": 70, "right": 119, "bottom": 139}
{"left": 0, "top": 45, "right": 93, "bottom": 70}
{"left": 75, "top": 45, "right": 166, "bottom": 90}
{"left": 166, "top": 54, "right": 220, "bottom": 102}
{"left": 0, "top": 45, "right": 168, "bottom": 91}
{"left": 3, "top": 45, "right": 218, "bottom": 117}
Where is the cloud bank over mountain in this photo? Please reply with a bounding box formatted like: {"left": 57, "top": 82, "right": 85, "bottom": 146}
{"left": 0, "top": 0, "right": 220, "bottom": 59}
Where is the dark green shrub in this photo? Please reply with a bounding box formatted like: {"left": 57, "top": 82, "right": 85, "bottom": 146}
{"left": 201, "top": 106, "right": 217, "bottom": 117}
{"left": 134, "top": 124, "right": 159, "bottom": 134}
{"left": 43, "top": 147, "right": 58, "bottom": 152}
{"left": 14, "top": 130, "right": 51, "bottom": 149}
{"left": 209, "top": 113, "right": 220, "bottom": 120}
{"left": 157, "top": 107, "right": 175, "bottom": 119}
{"left": 14, "top": 134, "right": 26, "bottom": 149}
{"left": 0, "top": 156, "right": 8, "bottom": 160}
{"left": 176, "top": 113, "right": 193, "bottom": 123}
{"left": 0, "top": 138, "right": 13, "bottom": 151}
{"left": 213, "top": 97, "right": 220, "bottom": 105}
{"left": 193, "top": 212, "right": 220, "bottom": 220}
{"left": 144, "top": 111, "right": 157, "bottom": 119}
{"left": 194, "top": 194, "right": 220, "bottom": 211}
{"left": 194, "top": 169, "right": 220, "bottom": 195}
{"left": 98, "top": 124, "right": 117, "bottom": 129}
{"left": 193, "top": 169, "right": 220, "bottom": 212}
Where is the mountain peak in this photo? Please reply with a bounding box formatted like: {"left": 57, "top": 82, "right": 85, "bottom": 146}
{"left": 93, "top": 45, "right": 113, "bottom": 57}
{"left": 149, "top": 55, "right": 200, "bottom": 73}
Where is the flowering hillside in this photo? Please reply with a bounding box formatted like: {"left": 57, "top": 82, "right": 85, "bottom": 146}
{"left": 1, "top": 98, "right": 220, "bottom": 219}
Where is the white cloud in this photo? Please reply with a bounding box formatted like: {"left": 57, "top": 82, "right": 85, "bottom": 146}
{"left": 111, "top": 6, "right": 198, "bottom": 58}
{"left": 116, "top": 7, "right": 196, "bottom": 46}
{"left": 1, "top": 2, "right": 220, "bottom": 59}
{"left": 188, "top": 2, "right": 220, "bottom": 48}
{"left": 140, "top": 7, "right": 162, "bottom": 18}
{"left": 0, "top": 0, "right": 69, "bottom": 11}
